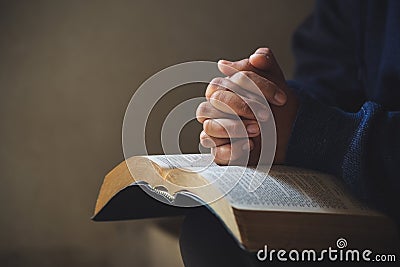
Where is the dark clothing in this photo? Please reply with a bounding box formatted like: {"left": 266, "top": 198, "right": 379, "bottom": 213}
{"left": 180, "top": 1, "right": 400, "bottom": 266}
{"left": 287, "top": 0, "right": 400, "bottom": 224}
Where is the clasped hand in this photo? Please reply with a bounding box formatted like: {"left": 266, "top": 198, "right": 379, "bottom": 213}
{"left": 196, "top": 48, "right": 299, "bottom": 165}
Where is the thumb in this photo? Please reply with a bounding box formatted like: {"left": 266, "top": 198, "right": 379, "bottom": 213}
{"left": 248, "top": 47, "right": 276, "bottom": 71}
{"left": 249, "top": 53, "right": 271, "bottom": 70}
{"left": 249, "top": 48, "right": 286, "bottom": 87}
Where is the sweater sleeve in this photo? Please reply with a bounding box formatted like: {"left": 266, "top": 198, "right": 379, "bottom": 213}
{"left": 285, "top": 83, "right": 400, "bottom": 223}
{"left": 286, "top": 0, "right": 400, "bottom": 223}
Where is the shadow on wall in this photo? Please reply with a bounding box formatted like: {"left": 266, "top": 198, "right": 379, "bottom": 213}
{"left": 0, "top": 0, "right": 313, "bottom": 266}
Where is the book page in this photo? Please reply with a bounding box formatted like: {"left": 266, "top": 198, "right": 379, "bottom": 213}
{"left": 143, "top": 154, "right": 217, "bottom": 169}
{"left": 144, "top": 154, "right": 374, "bottom": 215}
{"left": 191, "top": 165, "right": 374, "bottom": 215}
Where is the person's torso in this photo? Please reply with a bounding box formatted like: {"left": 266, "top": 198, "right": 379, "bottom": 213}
{"left": 358, "top": 0, "right": 400, "bottom": 110}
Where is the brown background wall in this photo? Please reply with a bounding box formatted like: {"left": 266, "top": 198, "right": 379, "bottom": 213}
{"left": 0, "top": 0, "right": 313, "bottom": 266}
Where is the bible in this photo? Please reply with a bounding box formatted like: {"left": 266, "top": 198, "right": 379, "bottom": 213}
{"left": 93, "top": 154, "right": 398, "bottom": 252}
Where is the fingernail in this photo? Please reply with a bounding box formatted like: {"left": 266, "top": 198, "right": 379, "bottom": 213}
{"left": 246, "top": 124, "right": 259, "bottom": 134}
{"left": 257, "top": 110, "right": 269, "bottom": 121}
{"left": 274, "top": 91, "right": 287, "bottom": 105}
{"left": 218, "top": 59, "right": 232, "bottom": 65}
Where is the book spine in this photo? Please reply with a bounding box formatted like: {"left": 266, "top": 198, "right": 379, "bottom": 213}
{"left": 151, "top": 187, "right": 175, "bottom": 202}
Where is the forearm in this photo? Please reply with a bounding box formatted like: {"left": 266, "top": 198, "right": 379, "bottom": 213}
{"left": 285, "top": 81, "right": 400, "bottom": 222}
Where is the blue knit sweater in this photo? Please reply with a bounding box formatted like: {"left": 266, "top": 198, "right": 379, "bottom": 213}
{"left": 286, "top": 0, "right": 400, "bottom": 224}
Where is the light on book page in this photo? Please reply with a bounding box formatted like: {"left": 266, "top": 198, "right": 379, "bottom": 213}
{"left": 122, "top": 61, "right": 276, "bottom": 207}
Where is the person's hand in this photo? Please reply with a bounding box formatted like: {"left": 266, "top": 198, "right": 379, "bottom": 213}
{"left": 196, "top": 48, "right": 299, "bottom": 165}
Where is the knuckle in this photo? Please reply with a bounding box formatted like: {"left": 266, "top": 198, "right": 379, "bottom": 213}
{"left": 210, "top": 89, "right": 223, "bottom": 100}
{"left": 206, "top": 79, "right": 226, "bottom": 99}
{"left": 203, "top": 119, "right": 212, "bottom": 133}
{"left": 205, "top": 84, "right": 217, "bottom": 99}
{"left": 237, "top": 100, "right": 251, "bottom": 115}
{"left": 211, "top": 90, "right": 228, "bottom": 103}
{"left": 199, "top": 131, "right": 209, "bottom": 141}
{"left": 218, "top": 78, "right": 230, "bottom": 89}
{"left": 211, "top": 91, "right": 233, "bottom": 111}
{"left": 210, "top": 77, "right": 224, "bottom": 86}
{"left": 200, "top": 137, "right": 213, "bottom": 148}
{"left": 203, "top": 119, "right": 220, "bottom": 136}
{"left": 196, "top": 102, "right": 209, "bottom": 121}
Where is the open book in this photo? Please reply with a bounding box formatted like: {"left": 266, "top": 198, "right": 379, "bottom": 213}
{"left": 93, "top": 154, "right": 398, "bottom": 252}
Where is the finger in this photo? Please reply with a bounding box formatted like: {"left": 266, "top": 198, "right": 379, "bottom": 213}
{"left": 212, "top": 138, "right": 254, "bottom": 165}
{"left": 219, "top": 48, "right": 286, "bottom": 89}
{"left": 203, "top": 118, "right": 260, "bottom": 138}
{"left": 218, "top": 58, "right": 256, "bottom": 77}
{"left": 196, "top": 101, "right": 235, "bottom": 123}
{"left": 249, "top": 47, "right": 287, "bottom": 88}
{"left": 229, "top": 71, "right": 287, "bottom": 106}
{"left": 249, "top": 47, "right": 277, "bottom": 70}
{"left": 218, "top": 58, "right": 274, "bottom": 79}
{"left": 216, "top": 59, "right": 287, "bottom": 105}
{"left": 205, "top": 77, "right": 242, "bottom": 100}
{"left": 206, "top": 76, "right": 266, "bottom": 104}
{"left": 199, "top": 131, "right": 230, "bottom": 148}
{"left": 209, "top": 90, "right": 269, "bottom": 121}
